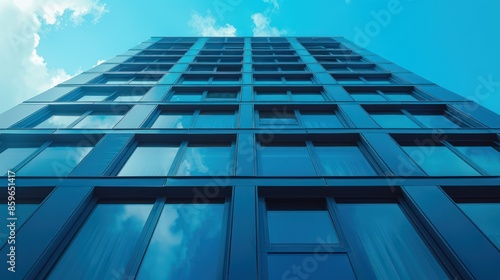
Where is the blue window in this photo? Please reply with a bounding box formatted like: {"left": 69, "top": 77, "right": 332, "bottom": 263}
{"left": 315, "top": 145, "right": 377, "bottom": 176}
{"left": 0, "top": 147, "right": 38, "bottom": 175}
{"left": 48, "top": 203, "right": 153, "bottom": 279}
{"left": 255, "top": 91, "right": 289, "bottom": 101}
{"left": 266, "top": 199, "right": 339, "bottom": 244}
{"left": 338, "top": 203, "right": 449, "bottom": 279}
{"left": 35, "top": 114, "right": 81, "bottom": 128}
{"left": 193, "top": 112, "right": 236, "bottom": 128}
{"left": 454, "top": 146, "right": 500, "bottom": 175}
{"left": 176, "top": 145, "right": 233, "bottom": 176}
{"left": 402, "top": 146, "right": 480, "bottom": 176}
{"left": 301, "top": 112, "right": 343, "bottom": 128}
{"left": 267, "top": 254, "right": 356, "bottom": 280}
{"left": 136, "top": 203, "right": 226, "bottom": 279}
{"left": 77, "top": 94, "right": 109, "bottom": 102}
{"left": 458, "top": 203, "right": 500, "bottom": 250}
{"left": 258, "top": 144, "right": 317, "bottom": 176}
{"left": 258, "top": 111, "right": 298, "bottom": 128}
{"left": 371, "top": 113, "right": 420, "bottom": 128}
{"left": 412, "top": 114, "right": 461, "bottom": 128}
{"left": 151, "top": 113, "right": 193, "bottom": 129}
{"left": 118, "top": 145, "right": 179, "bottom": 176}
{"left": 351, "top": 92, "right": 386, "bottom": 101}
{"left": 17, "top": 145, "right": 92, "bottom": 176}
{"left": 73, "top": 113, "right": 123, "bottom": 129}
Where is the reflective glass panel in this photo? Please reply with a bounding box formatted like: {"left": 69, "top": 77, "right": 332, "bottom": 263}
{"left": 193, "top": 112, "right": 235, "bottom": 128}
{"left": 267, "top": 254, "right": 356, "bottom": 280}
{"left": 151, "top": 113, "right": 193, "bottom": 129}
{"left": 77, "top": 95, "right": 109, "bottom": 102}
{"left": 258, "top": 145, "right": 316, "bottom": 176}
{"left": 385, "top": 93, "right": 419, "bottom": 101}
{"left": 17, "top": 145, "right": 92, "bottom": 176}
{"left": 0, "top": 147, "right": 38, "bottom": 175}
{"left": 291, "top": 93, "right": 325, "bottom": 101}
{"left": 118, "top": 146, "right": 179, "bottom": 176}
{"left": 176, "top": 146, "right": 232, "bottom": 176}
{"left": 136, "top": 204, "right": 225, "bottom": 279}
{"left": 35, "top": 114, "right": 81, "bottom": 128}
{"left": 351, "top": 93, "right": 386, "bottom": 101}
{"left": 114, "top": 95, "right": 143, "bottom": 102}
{"left": 170, "top": 92, "right": 203, "bottom": 102}
{"left": 259, "top": 111, "right": 298, "bottom": 128}
{"left": 458, "top": 203, "right": 500, "bottom": 250}
{"left": 455, "top": 146, "right": 500, "bottom": 175}
{"left": 371, "top": 113, "right": 420, "bottom": 128}
{"left": 412, "top": 115, "right": 461, "bottom": 128}
{"left": 206, "top": 92, "right": 237, "bottom": 99}
{"left": 316, "top": 146, "right": 377, "bottom": 176}
{"left": 73, "top": 114, "right": 123, "bottom": 129}
{"left": 338, "top": 204, "right": 449, "bottom": 279}
{"left": 402, "top": 146, "right": 480, "bottom": 176}
{"left": 301, "top": 112, "right": 343, "bottom": 128}
{"left": 48, "top": 204, "right": 153, "bottom": 279}
{"left": 255, "top": 93, "right": 289, "bottom": 101}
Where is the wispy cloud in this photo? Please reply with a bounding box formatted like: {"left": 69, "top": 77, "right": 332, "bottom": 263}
{"left": 0, "top": 0, "right": 107, "bottom": 114}
{"left": 189, "top": 11, "right": 237, "bottom": 37}
{"left": 262, "top": 0, "right": 280, "bottom": 10}
{"left": 251, "top": 12, "right": 287, "bottom": 36}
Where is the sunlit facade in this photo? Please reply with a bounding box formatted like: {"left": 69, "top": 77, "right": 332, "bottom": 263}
{"left": 1, "top": 37, "right": 500, "bottom": 279}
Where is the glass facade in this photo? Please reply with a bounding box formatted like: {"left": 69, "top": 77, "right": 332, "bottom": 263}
{"left": 0, "top": 37, "right": 498, "bottom": 280}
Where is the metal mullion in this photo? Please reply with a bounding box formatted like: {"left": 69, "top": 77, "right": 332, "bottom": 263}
{"left": 442, "top": 141, "right": 490, "bottom": 175}
{"left": 376, "top": 89, "right": 390, "bottom": 101}
{"left": 402, "top": 109, "right": 427, "bottom": 128}
{"left": 293, "top": 109, "right": 303, "bottom": 128}
{"left": 104, "top": 90, "right": 120, "bottom": 101}
{"left": 68, "top": 110, "right": 93, "bottom": 128}
{"left": 201, "top": 90, "right": 209, "bottom": 100}
{"left": 191, "top": 110, "right": 201, "bottom": 128}
{"left": 257, "top": 197, "right": 270, "bottom": 280}
{"left": 124, "top": 76, "right": 135, "bottom": 85}
{"left": 218, "top": 198, "right": 233, "bottom": 279}
{"left": 286, "top": 90, "right": 293, "bottom": 101}
{"left": 167, "top": 141, "right": 188, "bottom": 176}
{"left": 125, "top": 197, "right": 166, "bottom": 278}
{"left": 305, "top": 140, "right": 322, "bottom": 176}
{"left": 359, "top": 76, "right": 368, "bottom": 84}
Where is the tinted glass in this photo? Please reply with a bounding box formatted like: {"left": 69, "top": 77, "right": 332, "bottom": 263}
{"left": 258, "top": 145, "right": 316, "bottom": 176}
{"left": 0, "top": 147, "right": 38, "bottom": 175}
{"left": 351, "top": 93, "right": 386, "bottom": 101}
{"left": 338, "top": 204, "right": 449, "bottom": 279}
{"left": 291, "top": 93, "right": 325, "bottom": 101}
{"left": 114, "top": 95, "right": 143, "bottom": 102}
{"left": 48, "top": 204, "right": 152, "bottom": 279}
{"left": 413, "top": 115, "right": 460, "bottom": 128}
{"left": 316, "top": 146, "right": 377, "bottom": 176}
{"left": 455, "top": 146, "right": 500, "bottom": 175}
{"left": 136, "top": 204, "right": 225, "bottom": 279}
{"left": 267, "top": 254, "right": 356, "bottom": 280}
{"left": 176, "top": 146, "right": 232, "bottom": 176}
{"left": 152, "top": 113, "right": 193, "bottom": 129}
{"left": 259, "top": 111, "right": 298, "bottom": 128}
{"left": 17, "top": 145, "right": 92, "bottom": 176}
{"left": 402, "top": 146, "right": 480, "bottom": 176}
{"left": 104, "top": 77, "right": 131, "bottom": 84}
{"left": 77, "top": 95, "right": 109, "bottom": 102}
{"left": 385, "top": 93, "right": 419, "bottom": 101}
{"left": 206, "top": 92, "right": 237, "bottom": 99}
{"left": 118, "top": 146, "right": 179, "bottom": 176}
{"left": 371, "top": 113, "right": 420, "bottom": 128}
{"left": 255, "top": 93, "right": 289, "bottom": 101}
{"left": 301, "top": 112, "right": 343, "bottom": 128}
{"left": 35, "top": 114, "right": 80, "bottom": 128}
{"left": 458, "top": 203, "right": 500, "bottom": 250}
{"left": 0, "top": 204, "right": 38, "bottom": 245}
{"left": 193, "top": 112, "right": 235, "bottom": 128}
{"left": 171, "top": 93, "right": 203, "bottom": 102}
{"left": 73, "top": 114, "right": 123, "bottom": 129}
{"left": 268, "top": 210, "right": 339, "bottom": 243}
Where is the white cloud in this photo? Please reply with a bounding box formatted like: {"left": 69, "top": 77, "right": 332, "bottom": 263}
{"left": 262, "top": 0, "right": 280, "bottom": 10}
{"left": 188, "top": 11, "right": 237, "bottom": 37}
{"left": 251, "top": 13, "right": 287, "bottom": 36}
{"left": 0, "top": 0, "right": 107, "bottom": 114}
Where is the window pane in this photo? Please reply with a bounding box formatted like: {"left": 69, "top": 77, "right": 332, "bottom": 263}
{"left": 258, "top": 145, "right": 316, "bottom": 176}
{"left": 268, "top": 211, "right": 339, "bottom": 243}
{"left": 413, "top": 115, "right": 460, "bottom": 128}
{"left": 259, "top": 111, "right": 298, "bottom": 128}
{"left": 351, "top": 93, "right": 386, "bottom": 101}
{"left": 17, "top": 145, "right": 92, "bottom": 176}
{"left": 35, "top": 114, "right": 81, "bottom": 128}
{"left": 137, "top": 204, "right": 225, "bottom": 279}
{"left": 114, "top": 95, "right": 143, "bottom": 102}
{"left": 458, "top": 203, "right": 500, "bottom": 250}
{"left": 402, "top": 146, "right": 480, "bottom": 176}
{"left": 291, "top": 93, "right": 325, "bottom": 101}
{"left": 255, "top": 93, "right": 289, "bottom": 101}
{"left": 77, "top": 95, "right": 109, "bottom": 102}
{"left": 73, "top": 114, "right": 123, "bottom": 129}
{"left": 0, "top": 204, "right": 38, "bottom": 245}
{"left": 0, "top": 147, "right": 38, "bottom": 175}
{"left": 193, "top": 112, "right": 235, "bottom": 128}
{"left": 48, "top": 204, "right": 152, "bottom": 279}
{"left": 171, "top": 93, "right": 203, "bottom": 102}
{"left": 385, "top": 93, "right": 418, "bottom": 101}
{"left": 338, "top": 204, "right": 449, "bottom": 279}
{"left": 152, "top": 113, "right": 193, "bottom": 129}
{"left": 103, "top": 77, "right": 131, "bottom": 84}
{"left": 118, "top": 146, "right": 179, "bottom": 176}
{"left": 176, "top": 146, "right": 232, "bottom": 176}
{"left": 371, "top": 113, "right": 420, "bottom": 128}
{"left": 301, "top": 112, "right": 343, "bottom": 128}
{"left": 206, "top": 91, "right": 237, "bottom": 99}
{"left": 455, "top": 146, "right": 500, "bottom": 175}
{"left": 316, "top": 146, "right": 377, "bottom": 176}
{"left": 267, "top": 254, "right": 356, "bottom": 280}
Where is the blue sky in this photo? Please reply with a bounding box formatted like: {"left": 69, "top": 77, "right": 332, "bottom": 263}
{"left": 1, "top": 0, "right": 500, "bottom": 114}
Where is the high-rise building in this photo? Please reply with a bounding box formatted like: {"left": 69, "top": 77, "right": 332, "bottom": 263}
{"left": 1, "top": 37, "right": 499, "bottom": 279}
